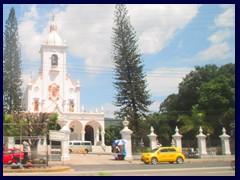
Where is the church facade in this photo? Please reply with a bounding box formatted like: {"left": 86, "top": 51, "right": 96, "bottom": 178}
{"left": 25, "top": 20, "right": 105, "bottom": 146}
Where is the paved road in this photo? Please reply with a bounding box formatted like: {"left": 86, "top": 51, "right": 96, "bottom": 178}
{"left": 68, "top": 161, "right": 232, "bottom": 171}
{"left": 4, "top": 153, "right": 235, "bottom": 176}
{"left": 52, "top": 153, "right": 234, "bottom": 165}
{"left": 4, "top": 166, "right": 234, "bottom": 176}
{"left": 65, "top": 160, "right": 235, "bottom": 176}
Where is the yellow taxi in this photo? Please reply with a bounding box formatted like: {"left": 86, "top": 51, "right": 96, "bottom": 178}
{"left": 141, "top": 146, "right": 186, "bottom": 165}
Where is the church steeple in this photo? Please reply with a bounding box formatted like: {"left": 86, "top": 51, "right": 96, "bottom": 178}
{"left": 39, "top": 17, "right": 68, "bottom": 75}
{"left": 43, "top": 16, "right": 63, "bottom": 46}
{"left": 50, "top": 15, "right": 57, "bottom": 32}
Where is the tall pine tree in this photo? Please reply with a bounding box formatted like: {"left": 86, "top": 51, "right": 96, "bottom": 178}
{"left": 3, "top": 7, "right": 23, "bottom": 113}
{"left": 112, "top": 4, "right": 152, "bottom": 145}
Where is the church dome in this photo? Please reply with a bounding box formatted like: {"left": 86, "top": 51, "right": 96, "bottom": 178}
{"left": 43, "top": 21, "right": 63, "bottom": 46}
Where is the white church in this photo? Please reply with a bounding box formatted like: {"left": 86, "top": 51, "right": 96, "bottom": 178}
{"left": 25, "top": 20, "right": 106, "bottom": 146}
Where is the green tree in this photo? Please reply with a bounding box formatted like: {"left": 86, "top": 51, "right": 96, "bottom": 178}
{"left": 3, "top": 113, "right": 25, "bottom": 137}
{"left": 112, "top": 4, "right": 152, "bottom": 146}
{"left": 197, "top": 63, "right": 235, "bottom": 138}
{"left": 3, "top": 112, "right": 58, "bottom": 137}
{"left": 177, "top": 64, "right": 218, "bottom": 114}
{"left": 47, "top": 112, "right": 59, "bottom": 131}
{"left": 159, "top": 94, "right": 180, "bottom": 129}
{"left": 177, "top": 105, "right": 214, "bottom": 135}
{"left": 3, "top": 7, "right": 23, "bottom": 113}
{"left": 146, "top": 113, "right": 172, "bottom": 145}
{"left": 104, "top": 123, "right": 123, "bottom": 146}
{"left": 219, "top": 108, "right": 235, "bottom": 136}
{"left": 159, "top": 63, "right": 235, "bottom": 142}
{"left": 3, "top": 112, "right": 58, "bottom": 159}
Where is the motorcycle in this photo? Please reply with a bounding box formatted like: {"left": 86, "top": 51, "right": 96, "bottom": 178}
{"left": 188, "top": 150, "right": 201, "bottom": 159}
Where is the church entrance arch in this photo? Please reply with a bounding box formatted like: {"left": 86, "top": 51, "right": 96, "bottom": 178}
{"left": 85, "top": 125, "right": 94, "bottom": 144}
{"left": 69, "top": 120, "right": 83, "bottom": 141}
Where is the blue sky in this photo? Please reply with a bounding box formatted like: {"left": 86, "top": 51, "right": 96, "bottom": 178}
{"left": 3, "top": 4, "right": 235, "bottom": 118}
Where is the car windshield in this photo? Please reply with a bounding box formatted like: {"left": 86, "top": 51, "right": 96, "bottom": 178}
{"left": 150, "top": 148, "right": 159, "bottom": 153}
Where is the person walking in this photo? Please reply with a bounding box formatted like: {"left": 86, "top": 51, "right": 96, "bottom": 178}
{"left": 114, "top": 146, "right": 120, "bottom": 160}
{"left": 23, "top": 140, "right": 30, "bottom": 163}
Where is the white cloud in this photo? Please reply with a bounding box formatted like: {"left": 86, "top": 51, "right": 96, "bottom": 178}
{"left": 22, "top": 4, "right": 39, "bottom": 19}
{"left": 195, "top": 6, "right": 234, "bottom": 62}
{"left": 128, "top": 4, "right": 200, "bottom": 54}
{"left": 55, "top": 4, "right": 114, "bottom": 73}
{"left": 103, "top": 103, "right": 119, "bottom": 118}
{"left": 148, "top": 101, "right": 161, "bottom": 113}
{"left": 214, "top": 6, "right": 235, "bottom": 28}
{"left": 146, "top": 67, "right": 193, "bottom": 97}
{"left": 19, "top": 20, "right": 42, "bottom": 61}
{"left": 102, "top": 101, "right": 161, "bottom": 118}
{"left": 18, "top": 5, "right": 44, "bottom": 63}
{"left": 208, "top": 29, "right": 232, "bottom": 44}
{"left": 197, "top": 41, "right": 231, "bottom": 60}
{"left": 102, "top": 99, "right": 163, "bottom": 117}
{"left": 196, "top": 29, "right": 232, "bottom": 60}
{"left": 18, "top": 4, "right": 200, "bottom": 75}
{"left": 21, "top": 73, "right": 31, "bottom": 91}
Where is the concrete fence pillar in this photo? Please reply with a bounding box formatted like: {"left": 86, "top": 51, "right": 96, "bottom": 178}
{"left": 120, "top": 117, "right": 133, "bottom": 160}
{"left": 147, "top": 126, "right": 157, "bottom": 150}
{"left": 60, "top": 125, "right": 70, "bottom": 161}
{"left": 196, "top": 126, "right": 207, "bottom": 155}
{"left": 7, "top": 137, "right": 14, "bottom": 149}
{"left": 219, "top": 127, "right": 231, "bottom": 155}
{"left": 172, "top": 126, "right": 183, "bottom": 150}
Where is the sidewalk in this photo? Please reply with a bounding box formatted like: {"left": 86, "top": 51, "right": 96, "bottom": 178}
{"left": 59, "top": 153, "right": 235, "bottom": 165}
{"left": 3, "top": 153, "right": 235, "bottom": 173}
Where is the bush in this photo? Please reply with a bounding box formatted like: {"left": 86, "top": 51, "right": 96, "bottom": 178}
{"left": 133, "top": 146, "right": 150, "bottom": 153}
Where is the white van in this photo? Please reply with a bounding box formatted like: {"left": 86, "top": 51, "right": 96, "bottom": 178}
{"left": 69, "top": 141, "right": 92, "bottom": 154}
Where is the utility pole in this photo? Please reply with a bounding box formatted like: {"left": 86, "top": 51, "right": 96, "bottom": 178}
{"left": 207, "top": 134, "right": 211, "bottom": 155}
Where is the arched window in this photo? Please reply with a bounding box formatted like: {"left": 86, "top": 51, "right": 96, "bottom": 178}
{"left": 34, "top": 99, "right": 39, "bottom": 111}
{"left": 69, "top": 100, "right": 74, "bottom": 112}
{"left": 51, "top": 54, "right": 58, "bottom": 66}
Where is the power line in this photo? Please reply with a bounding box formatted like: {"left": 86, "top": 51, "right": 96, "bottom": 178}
{"left": 21, "top": 62, "right": 192, "bottom": 78}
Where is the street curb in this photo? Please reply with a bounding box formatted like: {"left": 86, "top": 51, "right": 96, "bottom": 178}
{"left": 3, "top": 166, "right": 72, "bottom": 173}
{"left": 4, "top": 155, "right": 234, "bottom": 173}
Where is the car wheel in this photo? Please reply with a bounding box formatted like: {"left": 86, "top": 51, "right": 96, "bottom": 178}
{"left": 176, "top": 157, "right": 184, "bottom": 164}
{"left": 151, "top": 157, "right": 158, "bottom": 165}
{"left": 85, "top": 149, "right": 88, "bottom": 154}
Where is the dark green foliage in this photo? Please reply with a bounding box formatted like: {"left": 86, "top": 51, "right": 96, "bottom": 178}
{"left": 112, "top": 4, "right": 152, "bottom": 145}
{"left": 177, "top": 105, "right": 214, "bottom": 137}
{"left": 3, "top": 112, "right": 58, "bottom": 137}
{"left": 176, "top": 64, "right": 219, "bottom": 115}
{"left": 104, "top": 123, "right": 123, "bottom": 146}
{"left": 47, "top": 112, "right": 59, "bottom": 131}
{"left": 159, "top": 63, "right": 235, "bottom": 141}
{"left": 219, "top": 108, "right": 235, "bottom": 137}
{"left": 3, "top": 113, "right": 25, "bottom": 137}
{"left": 3, "top": 7, "right": 23, "bottom": 113}
{"left": 146, "top": 113, "right": 172, "bottom": 145}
